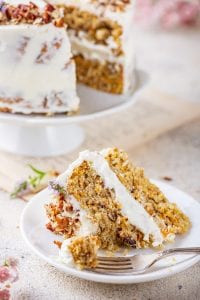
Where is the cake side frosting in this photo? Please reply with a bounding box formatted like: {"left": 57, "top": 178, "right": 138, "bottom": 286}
{"left": 0, "top": 1, "right": 79, "bottom": 114}
{"left": 0, "top": 24, "right": 79, "bottom": 114}
{"left": 5, "top": 0, "right": 46, "bottom": 8}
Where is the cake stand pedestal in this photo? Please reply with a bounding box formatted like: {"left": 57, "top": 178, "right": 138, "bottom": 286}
{"left": 0, "top": 71, "right": 148, "bottom": 157}
{"left": 0, "top": 123, "right": 85, "bottom": 157}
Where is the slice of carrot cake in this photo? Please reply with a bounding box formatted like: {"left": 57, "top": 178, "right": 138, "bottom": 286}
{"left": 49, "top": 0, "right": 136, "bottom": 94}
{"left": 0, "top": 0, "right": 79, "bottom": 114}
{"left": 45, "top": 148, "right": 190, "bottom": 269}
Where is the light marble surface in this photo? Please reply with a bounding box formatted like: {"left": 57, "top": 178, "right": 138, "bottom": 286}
{"left": 0, "top": 118, "right": 200, "bottom": 300}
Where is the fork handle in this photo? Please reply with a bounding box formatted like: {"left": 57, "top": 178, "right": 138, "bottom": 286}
{"left": 159, "top": 247, "right": 200, "bottom": 261}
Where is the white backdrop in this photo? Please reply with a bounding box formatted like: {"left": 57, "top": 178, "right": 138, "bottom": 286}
{"left": 134, "top": 26, "right": 200, "bottom": 102}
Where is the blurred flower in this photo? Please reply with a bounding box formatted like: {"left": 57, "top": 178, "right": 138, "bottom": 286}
{"left": 0, "top": 289, "right": 10, "bottom": 300}
{"left": 0, "top": 258, "right": 19, "bottom": 300}
{"left": 135, "top": 0, "right": 200, "bottom": 28}
{"left": 0, "top": 268, "right": 10, "bottom": 284}
{"left": 48, "top": 180, "right": 66, "bottom": 196}
{"left": 0, "top": 258, "right": 18, "bottom": 284}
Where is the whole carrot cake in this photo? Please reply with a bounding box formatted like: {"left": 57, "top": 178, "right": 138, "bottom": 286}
{"left": 45, "top": 148, "right": 191, "bottom": 269}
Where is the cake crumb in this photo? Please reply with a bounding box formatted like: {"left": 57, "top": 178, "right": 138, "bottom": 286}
{"left": 54, "top": 240, "right": 62, "bottom": 249}
{"left": 163, "top": 176, "right": 173, "bottom": 181}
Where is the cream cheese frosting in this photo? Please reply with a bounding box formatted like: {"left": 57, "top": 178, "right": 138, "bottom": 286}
{"left": 7, "top": 0, "right": 46, "bottom": 8}
{"left": 68, "top": 31, "right": 124, "bottom": 64}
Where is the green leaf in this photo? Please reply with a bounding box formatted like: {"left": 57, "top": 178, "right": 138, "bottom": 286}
{"left": 10, "top": 165, "right": 47, "bottom": 198}
{"left": 28, "top": 164, "right": 46, "bottom": 178}
{"left": 27, "top": 164, "right": 47, "bottom": 188}
{"left": 10, "top": 180, "right": 28, "bottom": 198}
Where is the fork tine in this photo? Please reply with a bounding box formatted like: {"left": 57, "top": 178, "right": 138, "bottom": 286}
{"left": 94, "top": 266, "right": 133, "bottom": 274}
{"left": 97, "top": 256, "right": 131, "bottom": 263}
{"left": 96, "top": 263, "right": 132, "bottom": 270}
{"left": 98, "top": 261, "right": 132, "bottom": 267}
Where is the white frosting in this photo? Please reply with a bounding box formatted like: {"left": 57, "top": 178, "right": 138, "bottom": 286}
{"left": 59, "top": 196, "right": 97, "bottom": 266}
{"left": 0, "top": 24, "right": 79, "bottom": 114}
{"left": 68, "top": 31, "right": 124, "bottom": 64}
{"left": 69, "top": 195, "right": 98, "bottom": 236}
{"left": 59, "top": 238, "right": 74, "bottom": 266}
{"left": 7, "top": 0, "right": 46, "bottom": 8}
{"left": 58, "top": 150, "right": 163, "bottom": 247}
{"left": 122, "top": 14, "right": 136, "bottom": 94}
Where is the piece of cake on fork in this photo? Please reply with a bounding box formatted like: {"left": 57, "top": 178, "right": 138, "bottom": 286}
{"left": 45, "top": 148, "right": 191, "bottom": 269}
{"left": 0, "top": 0, "right": 79, "bottom": 114}
{"left": 49, "top": 0, "right": 137, "bottom": 94}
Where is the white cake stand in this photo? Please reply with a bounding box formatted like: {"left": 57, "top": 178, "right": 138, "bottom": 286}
{"left": 0, "top": 71, "right": 148, "bottom": 157}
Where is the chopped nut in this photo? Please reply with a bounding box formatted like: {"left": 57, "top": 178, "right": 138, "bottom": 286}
{"left": 95, "top": 28, "right": 110, "bottom": 41}
{"left": 0, "top": 2, "right": 63, "bottom": 27}
{"left": 54, "top": 240, "right": 62, "bottom": 249}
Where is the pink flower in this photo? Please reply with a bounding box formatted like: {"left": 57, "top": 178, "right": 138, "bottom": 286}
{"left": 0, "top": 289, "right": 11, "bottom": 300}
{"left": 0, "top": 268, "right": 10, "bottom": 284}
{"left": 178, "top": 2, "right": 200, "bottom": 25}
{"left": 0, "top": 259, "right": 18, "bottom": 284}
{"left": 5, "top": 258, "right": 17, "bottom": 269}
{"left": 0, "top": 266, "right": 18, "bottom": 285}
{"left": 135, "top": 0, "right": 200, "bottom": 28}
{"left": 0, "top": 259, "right": 18, "bottom": 300}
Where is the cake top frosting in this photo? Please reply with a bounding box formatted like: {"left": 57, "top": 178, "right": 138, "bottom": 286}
{"left": 0, "top": 1, "right": 63, "bottom": 26}
{"left": 4, "top": 0, "right": 45, "bottom": 7}
{"left": 89, "top": 0, "right": 131, "bottom": 12}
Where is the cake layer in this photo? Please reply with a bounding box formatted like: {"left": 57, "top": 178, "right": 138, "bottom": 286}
{"left": 59, "top": 5, "right": 123, "bottom": 56}
{"left": 74, "top": 55, "right": 123, "bottom": 94}
{"left": 104, "top": 148, "right": 191, "bottom": 239}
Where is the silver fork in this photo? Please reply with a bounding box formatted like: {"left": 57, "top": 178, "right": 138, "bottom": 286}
{"left": 94, "top": 247, "right": 200, "bottom": 275}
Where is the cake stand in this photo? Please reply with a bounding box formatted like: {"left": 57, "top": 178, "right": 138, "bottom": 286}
{"left": 0, "top": 71, "right": 148, "bottom": 157}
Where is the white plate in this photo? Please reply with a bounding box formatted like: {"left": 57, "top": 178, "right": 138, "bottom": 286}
{"left": 20, "top": 180, "right": 200, "bottom": 284}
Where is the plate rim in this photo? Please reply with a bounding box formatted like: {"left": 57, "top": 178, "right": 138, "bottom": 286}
{"left": 20, "top": 180, "right": 200, "bottom": 284}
